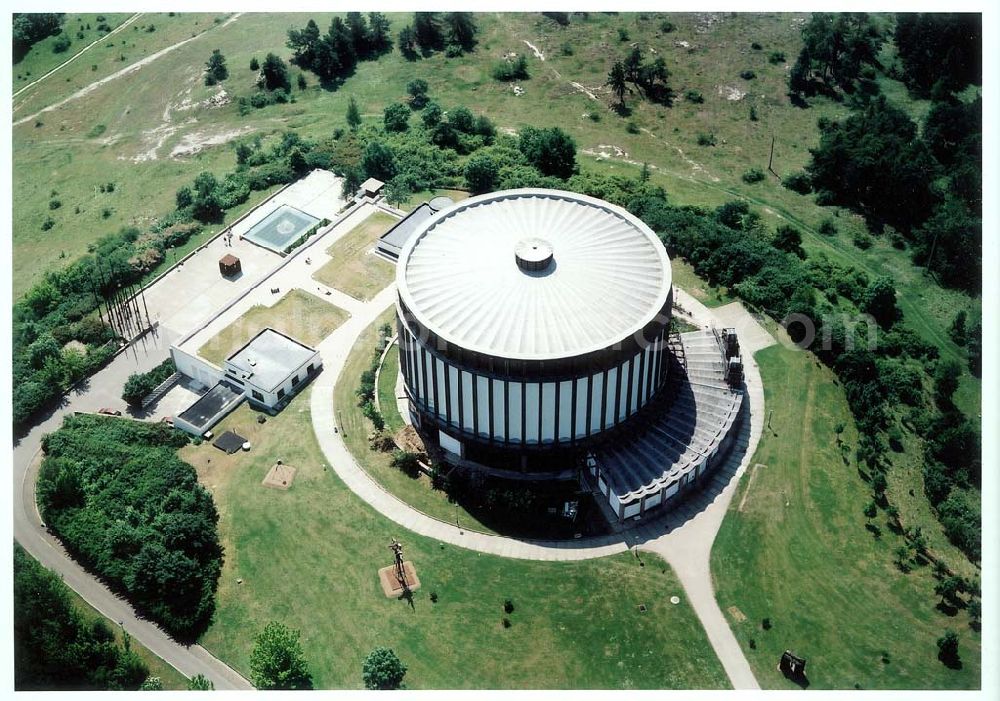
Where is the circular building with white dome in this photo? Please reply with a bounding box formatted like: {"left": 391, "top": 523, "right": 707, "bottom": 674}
{"left": 394, "top": 188, "right": 745, "bottom": 521}
{"left": 396, "top": 189, "right": 673, "bottom": 469}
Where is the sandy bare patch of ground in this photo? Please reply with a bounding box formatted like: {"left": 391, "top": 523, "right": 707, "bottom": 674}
{"left": 570, "top": 81, "right": 600, "bottom": 101}
{"left": 522, "top": 39, "right": 545, "bottom": 61}
{"left": 727, "top": 606, "right": 747, "bottom": 623}
{"left": 582, "top": 144, "right": 661, "bottom": 173}
{"left": 639, "top": 127, "right": 721, "bottom": 183}
{"left": 262, "top": 462, "right": 297, "bottom": 490}
{"left": 129, "top": 83, "right": 234, "bottom": 162}
{"left": 171, "top": 125, "right": 254, "bottom": 159}
{"left": 718, "top": 85, "right": 747, "bottom": 101}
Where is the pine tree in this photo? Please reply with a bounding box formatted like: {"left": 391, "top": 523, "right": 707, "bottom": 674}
{"left": 445, "top": 12, "right": 477, "bottom": 53}
{"left": 346, "top": 96, "right": 361, "bottom": 130}
{"left": 204, "top": 49, "right": 228, "bottom": 85}
{"left": 607, "top": 60, "right": 628, "bottom": 111}
{"left": 368, "top": 12, "right": 392, "bottom": 55}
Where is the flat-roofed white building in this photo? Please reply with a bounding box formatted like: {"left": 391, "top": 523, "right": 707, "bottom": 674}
{"left": 222, "top": 328, "right": 322, "bottom": 409}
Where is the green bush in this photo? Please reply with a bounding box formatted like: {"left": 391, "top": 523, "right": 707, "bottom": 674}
{"left": 14, "top": 544, "right": 150, "bottom": 690}
{"left": 121, "top": 357, "right": 176, "bottom": 407}
{"left": 491, "top": 54, "right": 528, "bottom": 81}
{"left": 768, "top": 50, "right": 786, "bottom": 64}
{"left": 37, "top": 415, "right": 222, "bottom": 640}
{"left": 52, "top": 33, "right": 72, "bottom": 53}
{"left": 782, "top": 171, "right": 812, "bottom": 194}
{"left": 685, "top": 89, "right": 704, "bottom": 104}
{"left": 740, "top": 69, "right": 756, "bottom": 80}
{"left": 697, "top": 132, "right": 716, "bottom": 146}
{"left": 362, "top": 647, "right": 407, "bottom": 690}
{"left": 742, "top": 168, "right": 765, "bottom": 184}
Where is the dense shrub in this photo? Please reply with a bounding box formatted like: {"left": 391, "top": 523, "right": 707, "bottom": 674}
{"left": 742, "top": 168, "right": 765, "bottom": 184}
{"left": 121, "top": 357, "right": 176, "bottom": 407}
{"left": 492, "top": 54, "right": 528, "bottom": 81}
{"left": 13, "top": 13, "right": 65, "bottom": 62}
{"left": 37, "top": 415, "right": 222, "bottom": 640}
{"left": 782, "top": 170, "right": 812, "bottom": 194}
{"left": 14, "top": 544, "right": 149, "bottom": 690}
{"left": 807, "top": 97, "right": 939, "bottom": 232}
{"left": 894, "top": 14, "right": 981, "bottom": 97}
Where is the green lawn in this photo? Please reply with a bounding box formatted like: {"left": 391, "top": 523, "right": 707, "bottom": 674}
{"left": 377, "top": 343, "right": 405, "bottom": 435}
{"left": 312, "top": 211, "right": 398, "bottom": 301}
{"left": 671, "top": 257, "right": 734, "bottom": 308}
{"left": 333, "top": 306, "right": 497, "bottom": 534}
{"left": 184, "top": 392, "right": 729, "bottom": 689}
{"left": 198, "top": 288, "right": 349, "bottom": 366}
{"left": 62, "top": 589, "right": 189, "bottom": 690}
{"left": 397, "top": 187, "right": 470, "bottom": 212}
{"left": 711, "top": 343, "right": 981, "bottom": 690}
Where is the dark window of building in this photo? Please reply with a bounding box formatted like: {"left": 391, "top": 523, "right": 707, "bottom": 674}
{"left": 251, "top": 390, "right": 264, "bottom": 402}
{"left": 291, "top": 374, "right": 300, "bottom": 386}
{"left": 277, "top": 387, "right": 286, "bottom": 399}
{"left": 307, "top": 363, "right": 315, "bottom": 373}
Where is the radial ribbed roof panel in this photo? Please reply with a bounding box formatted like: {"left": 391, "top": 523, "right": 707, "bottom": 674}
{"left": 397, "top": 189, "right": 672, "bottom": 361}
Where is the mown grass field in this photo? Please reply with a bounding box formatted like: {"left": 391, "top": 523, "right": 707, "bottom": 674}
{"left": 198, "top": 288, "right": 348, "bottom": 366}
{"left": 312, "top": 211, "right": 397, "bottom": 301}
{"left": 333, "top": 306, "right": 497, "bottom": 534}
{"left": 181, "top": 392, "right": 729, "bottom": 689}
{"left": 711, "top": 343, "right": 981, "bottom": 690}
{"left": 13, "top": 12, "right": 979, "bottom": 415}
{"left": 377, "top": 343, "right": 405, "bottom": 435}
{"left": 62, "top": 589, "right": 189, "bottom": 690}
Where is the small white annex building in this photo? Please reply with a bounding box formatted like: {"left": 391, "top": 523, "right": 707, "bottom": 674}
{"left": 222, "top": 328, "right": 321, "bottom": 409}
{"left": 170, "top": 328, "right": 321, "bottom": 436}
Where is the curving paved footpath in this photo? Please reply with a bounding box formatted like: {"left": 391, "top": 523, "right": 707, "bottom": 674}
{"left": 310, "top": 284, "right": 773, "bottom": 689}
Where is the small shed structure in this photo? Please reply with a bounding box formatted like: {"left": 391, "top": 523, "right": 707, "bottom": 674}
{"left": 361, "top": 177, "right": 385, "bottom": 199}
{"left": 219, "top": 253, "right": 241, "bottom": 277}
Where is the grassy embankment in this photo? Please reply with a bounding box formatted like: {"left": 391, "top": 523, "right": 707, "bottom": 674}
{"left": 711, "top": 342, "right": 981, "bottom": 690}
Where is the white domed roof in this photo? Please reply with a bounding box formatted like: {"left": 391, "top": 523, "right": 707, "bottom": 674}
{"left": 397, "top": 189, "right": 671, "bottom": 361}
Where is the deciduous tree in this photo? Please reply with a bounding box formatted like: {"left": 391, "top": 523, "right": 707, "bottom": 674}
{"left": 250, "top": 622, "right": 313, "bottom": 690}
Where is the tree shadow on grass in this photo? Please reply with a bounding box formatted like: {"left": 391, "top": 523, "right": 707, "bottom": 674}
{"left": 938, "top": 652, "right": 963, "bottom": 670}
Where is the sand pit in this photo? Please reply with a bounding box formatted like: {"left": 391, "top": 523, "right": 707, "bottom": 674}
{"left": 263, "top": 462, "right": 297, "bottom": 490}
